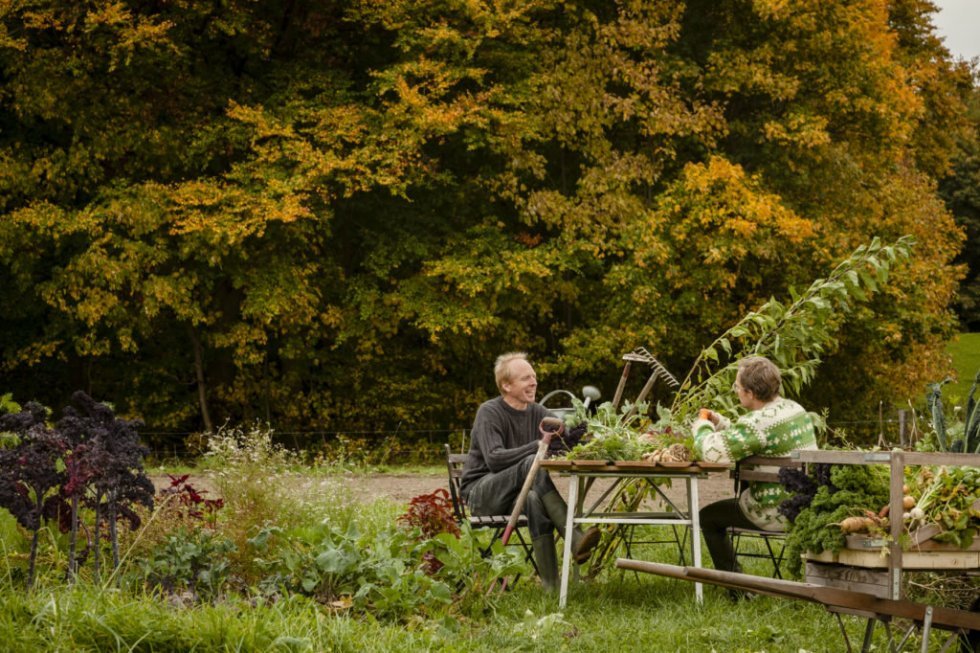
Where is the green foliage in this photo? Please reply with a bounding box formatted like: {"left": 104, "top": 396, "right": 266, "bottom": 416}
{"left": 132, "top": 528, "right": 235, "bottom": 602}
{"left": 247, "top": 520, "right": 522, "bottom": 620}
{"left": 671, "top": 237, "right": 914, "bottom": 421}
{"left": 784, "top": 464, "right": 891, "bottom": 577}
{"left": 922, "top": 370, "right": 980, "bottom": 453}
{"left": 0, "top": 0, "right": 970, "bottom": 440}
{"left": 561, "top": 398, "right": 694, "bottom": 461}
{"left": 905, "top": 465, "right": 980, "bottom": 550}
{"left": 939, "top": 73, "right": 980, "bottom": 330}
{"left": 0, "top": 394, "right": 19, "bottom": 417}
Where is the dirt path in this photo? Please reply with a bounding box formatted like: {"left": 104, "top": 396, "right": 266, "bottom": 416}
{"left": 342, "top": 470, "right": 735, "bottom": 508}
{"left": 152, "top": 469, "right": 734, "bottom": 508}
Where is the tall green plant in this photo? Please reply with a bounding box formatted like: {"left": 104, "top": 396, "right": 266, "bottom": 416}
{"left": 924, "top": 370, "right": 980, "bottom": 453}
{"left": 586, "top": 236, "right": 914, "bottom": 575}
{"left": 670, "top": 236, "right": 915, "bottom": 420}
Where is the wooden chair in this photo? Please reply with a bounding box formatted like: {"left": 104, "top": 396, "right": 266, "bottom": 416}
{"left": 444, "top": 444, "right": 538, "bottom": 576}
{"left": 728, "top": 454, "right": 803, "bottom": 579}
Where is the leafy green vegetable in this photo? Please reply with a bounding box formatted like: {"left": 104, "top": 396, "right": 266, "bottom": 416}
{"left": 561, "top": 400, "right": 692, "bottom": 461}
{"left": 783, "top": 464, "right": 890, "bottom": 577}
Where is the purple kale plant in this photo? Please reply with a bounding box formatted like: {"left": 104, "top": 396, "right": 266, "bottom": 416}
{"left": 57, "top": 391, "right": 155, "bottom": 578}
{"left": 0, "top": 402, "right": 67, "bottom": 588}
{"left": 0, "top": 392, "right": 156, "bottom": 587}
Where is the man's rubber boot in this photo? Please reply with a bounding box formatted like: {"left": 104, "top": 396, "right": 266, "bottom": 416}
{"left": 532, "top": 533, "right": 560, "bottom": 592}
{"left": 541, "top": 491, "right": 602, "bottom": 563}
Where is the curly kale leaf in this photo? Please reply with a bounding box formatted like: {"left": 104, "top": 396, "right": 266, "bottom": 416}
{"left": 783, "top": 464, "right": 890, "bottom": 577}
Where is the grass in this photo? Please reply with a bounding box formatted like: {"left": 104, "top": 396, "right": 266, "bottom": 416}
{"left": 1, "top": 424, "right": 970, "bottom": 652}
{"left": 945, "top": 332, "right": 980, "bottom": 405}
{"left": 0, "top": 556, "right": 848, "bottom": 652}
{"left": 0, "top": 521, "right": 954, "bottom": 652}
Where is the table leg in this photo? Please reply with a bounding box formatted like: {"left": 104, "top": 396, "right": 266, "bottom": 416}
{"left": 558, "top": 476, "right": 579, "bottom": 609}
{"left": 688, "top": 476, "right": 703, "bottom": 604}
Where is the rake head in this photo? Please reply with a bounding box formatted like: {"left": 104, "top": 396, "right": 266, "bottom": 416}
{"left": 622, "top": 347, "right": 679, "bottom": 388}
{"left": 622, "top": 346, "right": 656, "bottom": 363}
{"left": 649, "top": 357, "right": 680, "bottom": 388}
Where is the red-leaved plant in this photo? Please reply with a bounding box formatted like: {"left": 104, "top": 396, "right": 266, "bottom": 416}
{"left": 399, "top": 488, "right": 460, "bottom": 574}
{"left": 160, "top": 474, "right": 223, "bottom": 524}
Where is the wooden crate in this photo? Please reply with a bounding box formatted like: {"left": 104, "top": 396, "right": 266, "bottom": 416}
{"left": 846, "top": 531, "right": 980, "bottom": 553}
{"left": 805, "top": 548, "right": 980, "bottom": 570}
{"left": 804, "top": 560, "right": 891, "bottom": 599}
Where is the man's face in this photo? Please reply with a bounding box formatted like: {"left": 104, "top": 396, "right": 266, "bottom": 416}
{"left": 502, "top": 359, "right": 538, "bottom": 407}
{"left": 734, "top": 373, "right": 754, "bottom": 409}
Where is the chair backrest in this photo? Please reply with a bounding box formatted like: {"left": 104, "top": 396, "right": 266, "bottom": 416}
{"left": 733, "top": 454, "right": 804, "bottom": 495}
{"left": 445, "top": 444, "right": 469, "bottom": 523}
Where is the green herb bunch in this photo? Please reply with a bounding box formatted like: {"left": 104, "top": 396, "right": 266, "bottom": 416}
{"left": 561, "top": 400, "right": 693, "bottom": 461}
{"left": 905, "top": 465, "right": 980, "bottom": 549}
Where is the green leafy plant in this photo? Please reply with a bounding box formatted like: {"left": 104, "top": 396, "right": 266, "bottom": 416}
{"left": 134, "top": 528, "right": 235, "bottom": 603}
{"left": 904, "top": 465, "right": 980, "bottom": 549}
{"left": 671, "top": 236, "right": 915, "bottom": 421}
{"left": 922, "top": 370, "right": 980, "bottom": 453}
{"left": 562, "top": 400, "right": 660, "bottom": 461}
{"left": 247, "top": 520, "right": 521, "bottom": 620}
{"left": 782, "top": 464, "right": 891, "bottom": 577}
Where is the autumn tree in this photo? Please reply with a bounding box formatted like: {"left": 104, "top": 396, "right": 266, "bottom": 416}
{"left": 0, "top": 0, "right": 970, "bottom": 444}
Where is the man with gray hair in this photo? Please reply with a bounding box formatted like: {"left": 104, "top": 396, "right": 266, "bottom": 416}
{"left": 461, "top": 352, "right": 600, "bottom": 591}
{"left": 693, "top": 356, "right": 818, "bottom": 592}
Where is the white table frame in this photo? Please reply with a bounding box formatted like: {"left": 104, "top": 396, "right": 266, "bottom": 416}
{"left": 543, "top": 463, "right": 708, "bottom": 609}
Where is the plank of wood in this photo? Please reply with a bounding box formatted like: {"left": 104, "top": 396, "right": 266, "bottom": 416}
{"left": 805, "top": 561, "right": 890, "bottom": 599}
{"left": 615, "top": 559, "right": 980, "bottom": 631}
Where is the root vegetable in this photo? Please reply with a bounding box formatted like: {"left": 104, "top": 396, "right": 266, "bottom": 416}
{"left": 903, "top": 495, "right": 916, "bottom": 510}
{"left": 909, "top": 507, "right": 925, "bottom": 521}
{"left": 836, "top": 517, "right": 869, "bottom": 533}
{"left": 879, "top": 505, "right": 890, "bottom": 518}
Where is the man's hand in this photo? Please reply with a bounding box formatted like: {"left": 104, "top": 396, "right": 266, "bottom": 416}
{"left": 538, "top": 416, "right": 564, "bottom": 446}
{"left": 698, "top": 408, "right": 721, "bottom": 427}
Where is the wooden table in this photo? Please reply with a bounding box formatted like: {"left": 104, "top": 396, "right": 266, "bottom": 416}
{"left": 540, "top": 459, "right": 729, "bottom": 608}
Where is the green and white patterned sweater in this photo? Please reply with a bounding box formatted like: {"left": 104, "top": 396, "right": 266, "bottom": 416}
{"left": 692, "top": 398, "right": 817, "bottom": 530}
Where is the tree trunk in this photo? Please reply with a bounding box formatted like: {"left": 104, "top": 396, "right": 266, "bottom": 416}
{"left": 189, "top": 326, "right": 214, "bottom": 433}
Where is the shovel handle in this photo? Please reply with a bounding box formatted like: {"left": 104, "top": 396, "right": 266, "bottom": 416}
{"left": 500, "top": 421, "right": 559, "bottom": 545}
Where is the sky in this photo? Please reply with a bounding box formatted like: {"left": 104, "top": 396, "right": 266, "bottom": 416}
{"left": 931, "top": 0, "right": 980, "bottom": 62}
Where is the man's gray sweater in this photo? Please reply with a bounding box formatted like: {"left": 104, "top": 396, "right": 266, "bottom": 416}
{"left": 460, "top": 397, "right": 549, "bottom": 493}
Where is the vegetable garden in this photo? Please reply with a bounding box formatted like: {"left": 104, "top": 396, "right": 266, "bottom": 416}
{"left": 2, "top": 237, "right": 978, "bottom": 651}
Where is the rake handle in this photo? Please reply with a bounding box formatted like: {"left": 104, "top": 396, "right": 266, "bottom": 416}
{"left": 611, "top": 361, "right": 632, "bottom": 409}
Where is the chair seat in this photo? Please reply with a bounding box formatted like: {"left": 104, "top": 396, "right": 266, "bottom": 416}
{"left": 730, "top": 526, "right": 784, "bottom": 537}
{"left": 469, "top": 514, "right": 528, "bottom": 528}
{"left": 445, "top": 444, "right": 538, "bottom": 577}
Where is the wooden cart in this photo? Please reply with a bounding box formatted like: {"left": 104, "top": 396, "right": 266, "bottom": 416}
{"left": 795, "top": 450, "right": 980, "bottom": 601}
{"left": 618, "top": 450, "right": 980, "bottom": 652}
